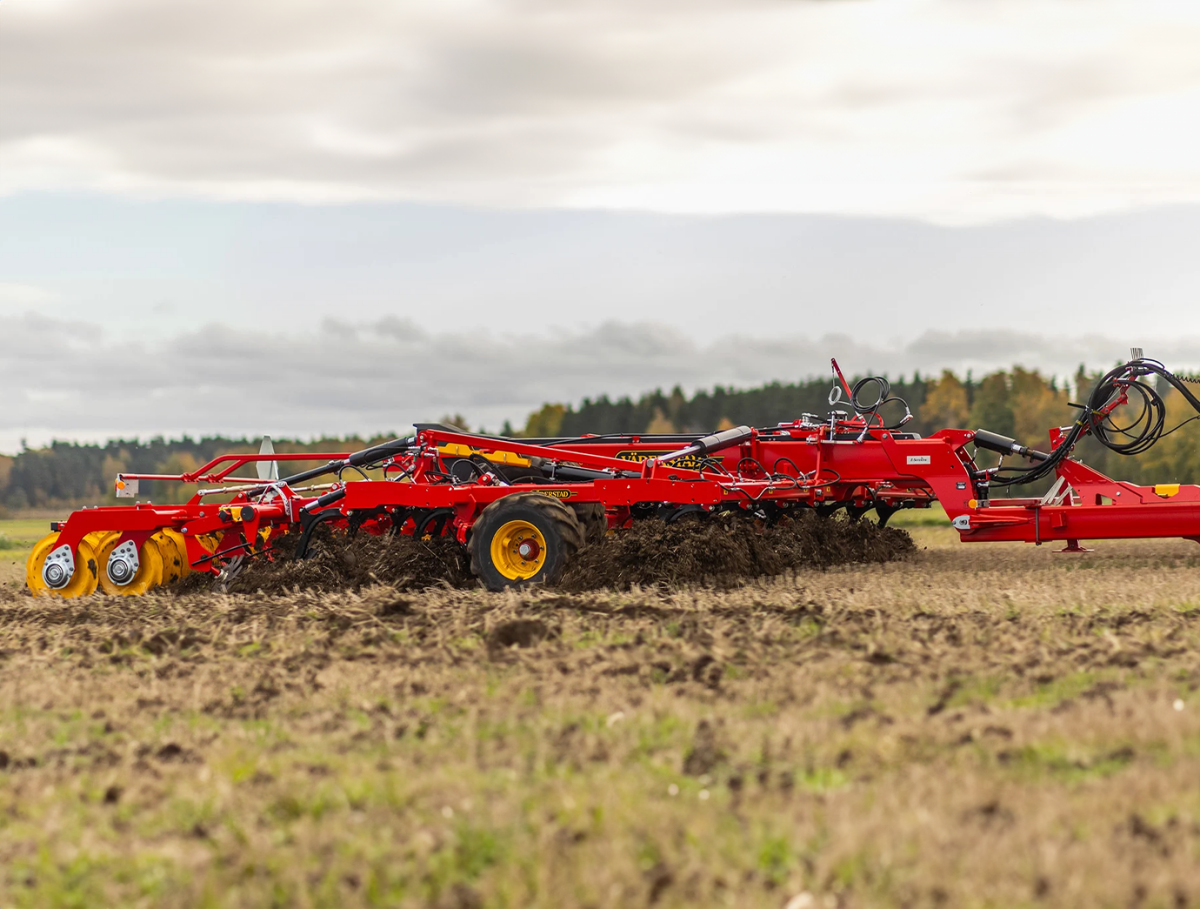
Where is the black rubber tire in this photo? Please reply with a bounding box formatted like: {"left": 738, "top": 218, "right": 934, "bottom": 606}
{"left": 469, "top": 493, "right": 584, "bottom": 591}
{"left": 569, "top": 502, "right": 608, "bottom": 545}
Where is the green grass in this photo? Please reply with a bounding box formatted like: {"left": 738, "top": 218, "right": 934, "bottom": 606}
{"left": 0, "top": 517, "right": 54, "bottom": 538}
{"left": 0, "top": 519, "right": 49, "bottom": 588}
{"left": 4, "top": 526, "right": 1200, "bottom": 906}
{"left": 0, "top": 518, "right": 49, "bottom": 554}
{"left": 883, "top": 503, "right": 950, "bottom": 528}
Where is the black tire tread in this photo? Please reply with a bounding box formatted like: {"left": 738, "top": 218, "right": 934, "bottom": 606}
{"left": 569, "top": 502, "right": 608, "bottom": 545}
{"left": 469, "top": 493, "right": 584, "bottom": 589}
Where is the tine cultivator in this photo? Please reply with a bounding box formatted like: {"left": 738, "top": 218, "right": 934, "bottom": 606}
{"left": 25, "top": 353, "right": 1200, "bottom": 597}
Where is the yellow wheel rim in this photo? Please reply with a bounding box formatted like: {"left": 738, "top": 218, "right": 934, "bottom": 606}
{"left": 98, "top": 535, "right": 164, "bottom": 596}
{"left": 489, "top": 519, "right": 547, "bottom": 581}
{"left": 26, "top": 532, "right": 100, "bottom": 598}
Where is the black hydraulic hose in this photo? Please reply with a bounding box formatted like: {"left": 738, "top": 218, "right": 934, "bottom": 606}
{"left": 275, "top": 461, "right": 344, "bottom": 486}
{"left": 277, "top": 435, "right": 416, "bottom": 486}
{"left": 989, "top": 357, "right": 1200, "bottom": 487}
{"left": 347, "top": 437, "right": 415, "bottom": 467}
{"left": 973, "top": 429, "right": 1050, "bottom": 462}
{"left": 839, "top": 376, "right": 913, "bottom": 433}
{"left": 644, "top": 426, "right": 753, "bottom": 469}
{"left": 301, "top": 488, "right": 347, "bottom": 512}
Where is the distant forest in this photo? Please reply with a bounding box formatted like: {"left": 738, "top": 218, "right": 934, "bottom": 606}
{"left": 0, "top": 435, "right": 397, "bottom": 513}
{"left": 3, "top": 365, "right": 1198, "bottom": 512}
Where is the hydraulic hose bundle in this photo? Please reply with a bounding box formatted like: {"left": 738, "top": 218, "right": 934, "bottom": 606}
{"left": 829, "top": 375, "right": 914, "bottom": 432}
{"left": 988, "top": 357, "right": 1200, "bottom": 487}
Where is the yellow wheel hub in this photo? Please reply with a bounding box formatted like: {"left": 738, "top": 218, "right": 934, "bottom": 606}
{"left": 26, "top": 532, "right": 100, "bottom": 598}
{"left": 489, "top": 519, "right": 548, "bottom": 581}
{"left": 97, "top": 535, "right": 164, "bottom": 596}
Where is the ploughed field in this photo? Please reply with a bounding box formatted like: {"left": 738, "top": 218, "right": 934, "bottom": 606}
{"left": 2, "top": 517, "right": 1200, "bottom": 909}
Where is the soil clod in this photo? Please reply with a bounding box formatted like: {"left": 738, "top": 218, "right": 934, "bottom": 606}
{"left": 213, "top": 532, "right": 474, "bottom": 595}
{"left": 180, "top": 512, "right": 913, "bottom": 596}
{"left": 488, "top": 618, "right": 554, "bottom": 652}
{"left": 560, "top": 511, "right": 914, "bottom": 591}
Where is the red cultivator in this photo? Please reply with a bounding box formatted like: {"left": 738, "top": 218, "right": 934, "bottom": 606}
{"left": 26, "top": 354, "right": 1200, "bottom": 597}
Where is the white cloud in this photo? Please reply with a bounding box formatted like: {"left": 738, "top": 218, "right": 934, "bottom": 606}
{"left": 3, "top": 0, "right": 1200, "bottom": 222}
{"left": 0, "top": 281, "right": 59, "bottom": 306}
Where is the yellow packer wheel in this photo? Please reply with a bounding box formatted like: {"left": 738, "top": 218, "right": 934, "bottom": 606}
{"left": 26, "top": 532, "right": 101, "bottom": 598}
{"left": 152, "top": 531, "right": 185, "bottom": 584}
{"left": 85, "top": 530, "right": 120, "bottom": 552}
{"left": 160, "top": 529, "right": 191, "bottom": 579}
{"left": 97, "top": 535, "right": 164, "bottom": 596}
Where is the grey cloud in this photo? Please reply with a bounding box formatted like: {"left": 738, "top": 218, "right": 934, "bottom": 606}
{"left": 6, "top": 0, "right": 1200, "bottom": 217}
{"left": 1, "top": 0, "right": 750, "bottom": 192}
{"left": 3, "top": 312, "right": 1196, "bottom": 453}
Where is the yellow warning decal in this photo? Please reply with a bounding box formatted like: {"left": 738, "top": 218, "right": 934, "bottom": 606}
{"left": 1154, "top": 484, "right": 1181, "bottom": 498}
{"left": 438, "top": 443, "right": 531, "bottom": 467}
{"left": 614, "top": 450, "right": 707, "bottom": 471}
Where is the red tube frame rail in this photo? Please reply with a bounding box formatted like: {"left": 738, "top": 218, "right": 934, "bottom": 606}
{"left": 35, "top": 358, "right": 1200, "bottom": 590}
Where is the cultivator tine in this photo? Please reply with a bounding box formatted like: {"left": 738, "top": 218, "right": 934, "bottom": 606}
{"left": 212, "top": 555, "right": 247, "bottom": 594}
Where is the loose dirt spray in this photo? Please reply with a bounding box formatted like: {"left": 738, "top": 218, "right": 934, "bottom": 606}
{"left": 209, "top": 512, "right": 914, "bottom": 594}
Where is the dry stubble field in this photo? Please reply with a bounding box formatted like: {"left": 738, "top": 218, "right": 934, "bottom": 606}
{"left": 2, "top": 523, "right": 1200, "bottom": 909}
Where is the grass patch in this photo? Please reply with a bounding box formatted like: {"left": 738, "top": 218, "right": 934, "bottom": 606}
{"left": 2, "top": 536, "right": 1200, "bottom": 908}
{"left": 997, "top": 741, "right": 1136, "bottom": 783}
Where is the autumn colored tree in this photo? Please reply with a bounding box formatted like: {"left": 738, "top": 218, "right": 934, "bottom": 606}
{"left": 919, "top": 371, "right": 970, "bottom": 434}
{"left": 968, "top": 373, "right": 1015, "bottom": 437}
{"left": 521, "top": 403, "right": 566, "bottom": 437}
{"left": 1010, "top": 368, "right": 1071, "bottom": 449}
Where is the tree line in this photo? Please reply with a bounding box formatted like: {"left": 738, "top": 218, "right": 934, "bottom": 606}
{"left": 512, "top": 365, "right": 1200, "bottom": 489}
{"left": 0, "top": 435, "right": 398, "bottom": 513}
{"left": 3, "top": 365, "right": 1198, "bottom": 513}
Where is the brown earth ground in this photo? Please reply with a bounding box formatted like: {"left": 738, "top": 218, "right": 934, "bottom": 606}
{"left": 0, "top": 555, "right": 24, "bottom": 590}
{"left": 2, "top": 522, "right": 1200, "bottom": 908}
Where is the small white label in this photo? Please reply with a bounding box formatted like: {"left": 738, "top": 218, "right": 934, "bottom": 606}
{"left": 906, "top": 455, "right": 932, "bottom": 465}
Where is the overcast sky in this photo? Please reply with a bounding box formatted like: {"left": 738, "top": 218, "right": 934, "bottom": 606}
{"left": 3, "top": 0, "right": 1200, "bottom": 452}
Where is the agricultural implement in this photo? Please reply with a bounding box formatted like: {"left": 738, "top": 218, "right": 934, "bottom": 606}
{"left": 25, "top": 353, "right": 1200, "bottom": 597}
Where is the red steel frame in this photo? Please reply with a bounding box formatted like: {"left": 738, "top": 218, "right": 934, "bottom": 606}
{"left": 38, "top": 361, "right": 1200, "bottom": 586}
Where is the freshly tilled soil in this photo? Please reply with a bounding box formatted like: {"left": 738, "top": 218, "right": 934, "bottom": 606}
{"left": 206, "top": 513, "right": 914, "bottom": 595}
{"left": 560, "top": 511, "right": 914, "bottom": 591}
{"left": 213, "top": 531, "right": 474, "bottom": 595}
